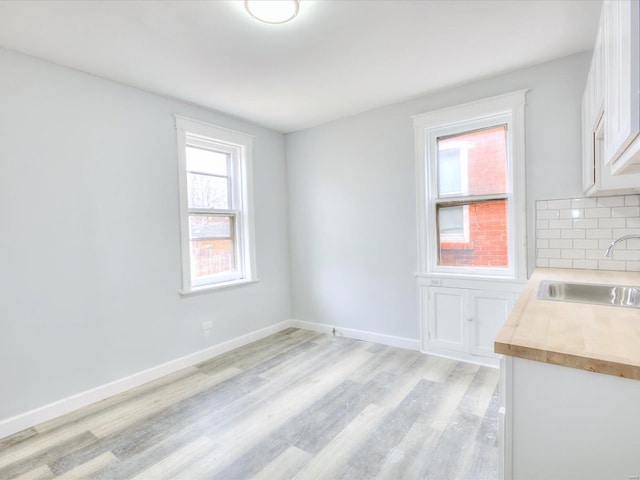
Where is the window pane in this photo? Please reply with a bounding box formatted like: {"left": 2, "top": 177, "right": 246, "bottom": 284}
{"left": 187, "top": 173, "right": 229, "bottom": 209}
{"left": 437, "top": 125, "right": 507, "bottom": 197}
{"left": 438, "top": 199, "right": 508, "bottom": 268}
{"left": 189, "top": 215, "right": 236, "bottom": 278}
{"left": 189, "top": 215, "right": 232, "bottom": 240}
{"left": 439, "top": 205, "right": 466, "bottom": 240}
{"left": 186, "top": 146, "right": 228, "bottom": 176}
{"left": 190, "top": 239, "right": 236, "bottom": 278}
{"left": 438, "top": 148, "right": 463, "bottom": 195}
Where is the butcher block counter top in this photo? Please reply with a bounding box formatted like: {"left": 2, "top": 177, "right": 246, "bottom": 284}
{"left": 494, "top": 268, "right": 640, "bottom": 380}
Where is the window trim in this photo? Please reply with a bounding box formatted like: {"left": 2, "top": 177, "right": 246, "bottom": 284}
{"left": 175, "top": 115, "right": 257, "bottom": 294}
{"left": 413, "top": 90, "right": 527, "bottom": 281}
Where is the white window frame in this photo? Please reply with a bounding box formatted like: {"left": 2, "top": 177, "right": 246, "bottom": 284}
{"left": 413, "top": 90, "right": 527, "bottom": 281}
{"left": 175, "top": 115, "right": 257, "bottom": 294}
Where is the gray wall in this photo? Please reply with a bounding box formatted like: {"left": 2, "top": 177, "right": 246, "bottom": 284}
{"left": 286, "top": 52, "right": 590, "bottom": 340}
{"left": 0, "top": 49, "right": 291, "bottom": 420}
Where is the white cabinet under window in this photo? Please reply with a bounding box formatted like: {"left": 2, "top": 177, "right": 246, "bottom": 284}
{"left": 419, "top": 280, "right": 522, "bottom": 365}
{"left": 413, "top": 92, "right": 527, "bottom": 364}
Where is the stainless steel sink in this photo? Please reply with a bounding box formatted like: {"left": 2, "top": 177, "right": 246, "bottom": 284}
{"left": 537, "top": 280, "right": 640, "bottom": 308}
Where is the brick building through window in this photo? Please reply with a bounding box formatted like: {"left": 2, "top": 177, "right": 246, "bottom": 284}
{"left": 437, "top": 126, "right": 509, "bottom": 267}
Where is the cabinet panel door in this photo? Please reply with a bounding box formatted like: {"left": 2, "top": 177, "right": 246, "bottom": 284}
{"left": 426, "top": 287, "right": 466, "bottom": 351}
{"left": 468, "top": 290, "right": 515, "bottom": 357}
{"left": 604, "top": 0, "right": 640, "bottom": 163}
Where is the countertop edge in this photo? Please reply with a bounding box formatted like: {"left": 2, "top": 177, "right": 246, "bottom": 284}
{"left": 494, "top": 268, "right": 640, "bottom": 380}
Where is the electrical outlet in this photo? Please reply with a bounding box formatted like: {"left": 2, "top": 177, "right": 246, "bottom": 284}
{"left": 201, "top": 320, "right": 213, "bottom": 332}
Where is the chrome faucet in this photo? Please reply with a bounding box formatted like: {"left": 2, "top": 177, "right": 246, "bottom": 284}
{"left": 604, "top": 234, "right": 640, "bottom": 257}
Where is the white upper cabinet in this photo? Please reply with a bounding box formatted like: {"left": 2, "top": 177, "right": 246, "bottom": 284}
{"left": 604, "top": 0, "right": 640, "bottom": 165}
{"left": 582, "top": 0, "right": 640, "bottom": 194}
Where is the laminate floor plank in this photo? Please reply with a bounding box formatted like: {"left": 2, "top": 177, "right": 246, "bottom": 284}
{"left": 293, "top": 404, "right": 389, "bottom": 480}
{"left": 0, "top": 328, "right": 500, "bottom": 480}
{"left": 0, "top": 429, "right": 39, "bottom": 451}
{"left": 54, "top": 452, "right": 118, "bottom": 480}
{"left": 419, "top": 367, "right": 499, "bottom": 479}
{"left": 341, "top": 378, "right": 444, "bottom": 479}
{"left": 251, "top": 446, "right": 312, "bottom": 480}
{"left": 0, "top": 431, "right": 97, "bottom": 479}
{"left": 191, "top": 344, "right": 376, "bottom": 477}
{"left": 34, "top": 367, "right": 203, "bottom": 436}
{"left": 12, "top": 464, "right": 55, "bottom": 480}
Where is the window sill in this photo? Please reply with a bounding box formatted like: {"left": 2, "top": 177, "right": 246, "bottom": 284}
{"left": 415, "top": 272, "right": 523, "bottom": 283}
{"left": 179, "top": 278, "right": 259, "bottom": 297}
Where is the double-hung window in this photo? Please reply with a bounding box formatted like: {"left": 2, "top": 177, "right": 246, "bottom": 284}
{"left": 175, "top": 116, "right": 257, "bottom": 293}
{"left": 413, "top": 91, "right": 527, "bottom": 280}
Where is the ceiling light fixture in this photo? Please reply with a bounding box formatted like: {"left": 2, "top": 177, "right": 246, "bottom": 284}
{"left": 244, "top": 0, "right": 300, "bottom": 25}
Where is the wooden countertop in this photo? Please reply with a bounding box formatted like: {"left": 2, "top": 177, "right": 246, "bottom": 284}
{"left": 495, "top": 268, "right": 640, "bottom": 379}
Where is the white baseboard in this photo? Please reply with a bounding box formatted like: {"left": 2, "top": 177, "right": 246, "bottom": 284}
{"left": 0, "top": 320, "right": 292, "bottom": 440}
{"left": 421, "top": 346, "right": 500, "bottom": 368}
{"left": 288, "top": 319, "right": 421, "bottom": 351}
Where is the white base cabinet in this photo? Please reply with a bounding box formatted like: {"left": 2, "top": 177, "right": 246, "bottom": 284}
{"left": 500, "top": 356, "right": 640, "bottom": 480}
{"left": 418, "top": 278, "right": 522, "bottom": 365}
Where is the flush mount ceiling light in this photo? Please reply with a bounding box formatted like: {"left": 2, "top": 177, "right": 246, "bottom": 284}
{"left": 244, "top": 0, "right": 300, "bottom": 24}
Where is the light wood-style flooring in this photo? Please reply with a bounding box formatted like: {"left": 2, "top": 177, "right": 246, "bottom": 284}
{"left": 0, "top": 328, "right": 500, "bottom": 479}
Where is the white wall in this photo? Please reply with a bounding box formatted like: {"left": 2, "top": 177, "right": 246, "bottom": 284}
{"left": 0, "top": 49, "right": 291, "bottom": 421}
{"left": 286, "top": 52, "right": 590, "bottom": 340}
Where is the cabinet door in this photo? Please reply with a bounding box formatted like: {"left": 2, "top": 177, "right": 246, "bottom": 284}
{"left": 582, "top": 15, "right": 603, "bottom": 193}
{"left": 426, "top": 287, "right": 467, "bottom": 352}
{"left": 604, "top": 0, "right": 640, "bottom": 163}
{"left": 468, "top": 290, "right": 516, "bottom": 357}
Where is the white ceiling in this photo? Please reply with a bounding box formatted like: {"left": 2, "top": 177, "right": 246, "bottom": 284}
{"left": 0, "top": 0, "right": 601, "bottom": 133}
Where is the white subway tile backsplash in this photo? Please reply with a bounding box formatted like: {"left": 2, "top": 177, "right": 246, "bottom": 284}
{"left": 627, "top": 239, "right": 640, "bottom": 249}
{"left": 585, "top": 228, "right": 612, "bottom": 239}
{"left": 549, "top": 239, "right": 573, "bottom": 249}
{"left": 571, "top": 198, "right": 597, "bottom": 209}
{"left": 536, "top": 194, "right": 640, "bottom": 272}
{"left": 537, "top": 209, "right": 560, "bottom": 220}
{"left": 573, "top": 260, "right": 599, "bottom": 270}
{"left": 627, "top": 217, "right": 640, "bottom": 228}
{"left": 559, "top": 208, "right": 584, "bottom": 219}
{"left": 547, "top": 199, "right": 571, "bottom": 209}
{"left": 573, "top": 239, "right": 599, "bottom": 249}
{"left": 612, "top": 249, "right": 640, "bottom": 261}
{"left": 598, "top": 259, "right": 626, "bottom": 271}
{"left": 626, "top": 261, "right": 640, "bottom": 271}
{"left": 536, "top": 219, "right": 549, "bottom": 230}
{"left": 598, "top": 218, "right": 626, "bottom": 228}
{"left": 537, "top": 229, "right": 561, "bottom": 239}
{"left": 586, "top": 249, "right": 605, "bottom": 260}
{"left": 561, "top": 229, "right": 586, "bottom": 239}
{"left": 573, "top": 219, "right": 598, "bottom": 229}
{"left": 584, "top": 207, "right": 611, "bottom": 218}
{"left": 599, "top": 238, "right": 614, "bottom": 249}
{"left": 549, "top": 219, "right": 573, "bottom": 229}
{"left": 625, "top": 195, "right": 640, "bottom": 206}
{"left": 549, "top": 259, "right": 572, "bottom": 268}
{"left": 561, "top": 250, "right": 585, "bottom": 259}
{"left": 613, "top": 228, "right": 640, "bottom": 237}
{"left": 612, "top": 206, "right": 640, "bottom": 217}
{"left": 597, "top": 196, "right": 625, "bottom": 207}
